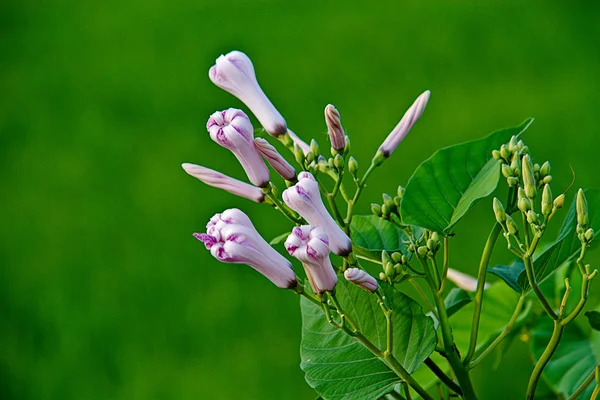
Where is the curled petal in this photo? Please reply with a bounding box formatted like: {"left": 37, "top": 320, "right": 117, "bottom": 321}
{"left": 325, "top": 104, "right": 346, "bottom": 151}
{"left": 344, "top": 268, "right": 378, "bottom": 292}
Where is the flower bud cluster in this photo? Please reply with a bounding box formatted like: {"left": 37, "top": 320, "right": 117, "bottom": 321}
{"left": 371, "top": 186, "right": 404, "bottom": 220}
{"left": 378, "top": 250, "right": 409, "bottom": 283}
{"left": 492, "top": 135, "right": 529, "bottom": 188}
{"left": 576, "top": 189, "right": 595, "bottom": 245}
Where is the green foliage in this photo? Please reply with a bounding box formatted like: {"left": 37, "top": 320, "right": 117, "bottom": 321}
{"left": 585, "top": 311, "right": 600, "bottom": 331}
{"left": 300, "top": 280, "right": 436, "bottom": 400}
{"left": 350, "top": 215, "right": 409, "bottom": 262}
{"left": 400, "top": 119, "right": 534, "bottom": 234}
{"left": 444, "top": 288, "right": 473, "bottom": 318}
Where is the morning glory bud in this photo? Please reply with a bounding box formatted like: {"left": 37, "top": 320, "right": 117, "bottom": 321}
{"left": 378, "top": 90, "right": 430, "bottom": 158}
{"left": 397, "top": 185, "right": 405, "bottom": 199}
{"left": 209, "top": 51, "right": 287, "bottom": 136}
{"left": 348, "top": 157, "right": 359, "bottom": 176}
{"left": 508, "top": 136, "right": 518, "bottom": 152}
{"left": 500, "top": 144, "right": 511, "bottom": 160}
{"left": 207, "top": 109, "right": 270, "bottom": 187}
{"left": 447, "top": 268, "right": 489, "bottom": 292}
{"left": 539, "top": 161, "right": 551, "bottom": 177}
{"left": 371, "top": 203, "right": 382, "bottom": 216}
{"left": 522, "top": 154, "right": 536, "bottom": 199}
{"left": 324, "top": 104, "right": 346, "bottom": 151}
{"left": 553, "top": 194, "right": 565, "bottom": 211}
{"left": 391, "top": 252, "right": 403, "bottom": 264}
{"left": 417, "top": 246, "right": 428, "bottom": 257}
{"left": 282, "top": 172, "right": 352, "bottom": 255}
{"left": 577, "top": 189, "right": 589, "bottom": 227}
{"left": 294, "top": 144, "right": 306, "bottom": 165}
{"left": 493, "top": 198, "right": 507, "bottom": 223}
{"left": 584, "top": 228, "right": 595, "bottom": 243}
{"left": 541, "top": 184, "right": 553, "bottom": 217}
{"left": 182, "top": 163, "right": 265, "bottom": 203}
{"left": 384, "top": 262, "right": 395, "bottom": 278}
{"left": 285, "top": 226, "right": 337, "bottom": 294}
{"left": 492, "top": 150, "right": 502, "bottom": 161}
{"left": 287, "top": 130, "right": 311, "bottom": 155}
{"left": 526, "top": 210, "right": 539, "bottom": 225}
{"left": 310, "top": 139, "right": 320, "bottom": 158}
{"left": 506, "top": 216, "right": 519, "bottom": 235}
{"left": 542, "top": 175, "right": 553, "bottom": 185}
{"left": 507, "top": 177, "right": 519, "bottom": 187}
{"left": 334, "top": 154, "right": 344, "bottom": 170}
{"left": 344, "top": 268, "right": 378, "bottom": 292}
{"left": 501, "top": 164, "right": 513, "bottom": 179}
{"left": 254, "top": 138, "right": 296, "bottom": 181}
{"left": 195, "top": 209, "right": 296, "bottom": 288}
{"left": 382, "top": 193, "right": 394, "bottom": 209}
{"left": 517, "top": 187, "right": 532, "bottom": 213}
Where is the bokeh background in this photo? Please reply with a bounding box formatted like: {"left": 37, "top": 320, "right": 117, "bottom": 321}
{"left": 2, "top": 0, "right": 600, "bottom": 399}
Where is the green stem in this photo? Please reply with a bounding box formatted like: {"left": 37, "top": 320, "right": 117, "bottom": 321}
{"left": 523, "top": 253, "right": 557, "bottom": 320}
{"left": 463, "top": 223, "right": 502, "bottom": 365}
{"left": 266, "top": 192, "right": 301, "bottom": 224}
{"left": 407, "top": 277, "right": 438, "bottom": 318}
{"left": 318, "top": 181, "right": 345, "bottom": 226}
{"left": 567, "top": 366, "right": 597, "bottom": 400}
{"left": 387, "top": 390, "right": 405, "bottom": 400}
{"left": 526, "top": 320, "right": 565, "bottom": 400}
{"left": 345, "top": 162, "right": 378, "bottom": 225}
{"left": 402, "top": 382, "right": 412, "bottom": 400}
{"left": 430, "top": 256, "right": 442, "bottom": 292}
{"left": 439, "top": 237, "right": 450, "bottom": 293}
{"left": 424, "top": 357, "right": 463, "bottom": 396}
{"left": 468, "top": 294, "right": 526, "bottom": 370}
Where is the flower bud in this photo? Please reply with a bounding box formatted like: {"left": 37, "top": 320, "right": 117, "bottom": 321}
{"left": 324, "top": 104, "right": 346, "bottom": 151}
{"left": 334, "top": 154, "right": 344, "bottom": 170}
{"left": 553, "top": 194, "right": 565, "bottom": 210}
{"left": 391, "top": 252, "right": 403, "bottom": 264}
{"left": 195, "top": 209, "right": 296, "bottom": 288}
{"left": 506, "top": 216, "right": 519, "bottom": 235}
{"left": 379, "top": 272, "right": 387, "bottom": 281}
{"left": 305, "top": 151, "right": 315, "bottom": 164}
{"left": 539, "top": 161, "right": 551, "bottom": 177}
{"left": 431, "top": 232, "right": 440, "bottom": 242}
{"left": 493, "top": 198, "right": 507, "bottom": 223}
{"left": 348, "top": 157, "right": 359, "bottom": 175}
{"left": 517, "top": 188, "right": 532, "bottom": 213}
{"left": 287, "top": 130, "right": 311, "bottom": 155}
{"left": 584, "top": 228, "right": 595, "bottom": 243}
{"left": 382, "top": 193, "right": 394, "bottom": 208}
{"left": 207, "top": 109, "right": 270, "bottom": 187}
{"left": 384, "top": 262, "right": 395, "bottom": 277}
{"left": 526, "top": 210, "right": 539, "bottom": 225}
{"left": 282, "top": 172, "right": 352, "bottom": 255}
{"left": 408, "top": 244, "right": 416, "bottom": 253}
{"left": 310, "top": 139, "right": 320, "bottom": 157}
{"left": 508, "top": 136, "right": 518, "bottom": 152}
{"left": 417, "top": 246, "right": 428, "bottom": 257}
{"left": 500, "top": 144, "right": 511, "bottom": 160}
{"left": 542, "top": 175, "right": 552, "bottom": 185}
{"left": 254, "top": 138, "right": 296, "bottom": 181}
{"left": 397, "top": 185, "right": 406, "bottom": 199}
{"left": 502, "top": 164, "right": 513, "bottom": 178}
{"left": 381, "top": 250, "right": 392, "bottom": 266}
{"left": 371, "top": 203, "right": 382, "bottom": 216}
{"left": 378, "top": 90, "right": 430, "bottom": 158}
{"left": 209, "top": 51, "right": 287, "bottom": 136}
{"left": 381, "top": 203, "right": 391, "bottom": 216}
{"left": 507, "top": 177, "right": 519, "bottom": 187}
{"left": 344, "top": 268, "right": 378, "bottom": 292}
{"left": 427, "top": 238, "right": 436, "bottom": 251}
{"left": 182, "top": 163, "right": 265, "bottom": 203}
{"left": 541, "top": 184, "right": 553, "bottom": 217}
{"left": 285, "top": 226, "right": 337, "bottom": 294}
{"left": 294, "top": 144, "right": 305, "bottom": 164}
{"left": 492, "top": 150, "right": 502, "bottom": 161}
{"left": 522, "top": 154, "right": 536, "bottom": 199}
{"left": 577, "top": 189, "right": 589, "bottom": 227}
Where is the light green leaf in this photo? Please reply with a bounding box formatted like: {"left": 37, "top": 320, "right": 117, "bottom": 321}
{"left": 350, "top": 216, "right": 409, "bottom": 262}
{"left": 269, "top": 231, "right": 290, "bottom": 245}
{"left": 400, "top": 118, "right": 534, "bottom": 234}
{"left": 300, "top": 280, "right": 436, "bottom": 400}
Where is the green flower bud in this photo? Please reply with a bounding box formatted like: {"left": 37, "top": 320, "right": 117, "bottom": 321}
{"left": 371, "top": 203, "right": 382, "bottom": 216}
{"left": 502, "top": 164, "right": 513, "bottom": 179}
{"left": 379, "top": 272, "right": 387, "bottom": 281}
{"left": 506, "top": 216, "right": 519, "bottom": 235}
{"left": 431, "top": 232, "right": 440, "bottom": 242}
{"left": 384, "top": 262, "right": 395, "bottom": 277}
{"left": 493, "top": 198, "right": 507, "bottom": 223}
{"left": 522, "top": 154, "right": 536, "bottom": 199}
{"left": 381, "top": 250, "right": 392, "bottom": 265}
{"left": 533, "top": 163, "right": 540, "bottom": 173}
{"left": 417, "top": 246, "right": 428, "bottom": 257}
{"left": 294, "top": 144, "right": 305, "bottom": 164}
{"left": 527, "top": 210, "right": 538, "bottom": 225}
{"left": 517, "top": 140, "right": 526, "bottom": 151}
{"left": 348, "top": 156, "right": 359, "bottom": 175}
{"left": 397, "top": 185, "right": 405, "bottom": 199}
{"left": 492, "top": 150, "right": 502, "bottom": 160}
{"left": 508, "top": 136, "right": 518, "bottom": 152}
{"left": 391, "top": 252, "right": 403, "bottom": 263}
{"left": 408, "top": 244, "right": 416, "bottom": 253}
{"left": 539, "top": 161, "right": 551, "bottom": 177}
{"left": 521, "top": 145, "right": 529, "bottom": 154}
{"left": 510, "top": 156, "right": 521, "bottom": 176}
{"left": 577, "top": 189, "right": 589, "bottom": 227}
{"left": 334, "top": 154, "right": 344, "bottom": 170}
{"left": 517, "top": 187, "right": 532, "bottom": 213}
{"left": 394, "top": 263, "right": 404, "bottom": 275}
{"left": 310, "top": 139, "right": 319, "bottom": 157}
{"left": 317, "top": 156, "right": 328, "bottom": 172}
{"left": 372, "top": 150, "right": 386, "bottom": 166}
{"left": 393, "top": 196, "right": 401, "bottom": 207}
{"left": 553, "top": 194, "right": 565, "bottom": 210}
{"left": 381, "top": 203, "right": 391, "bottom": 216}
{"left": 507, "top": 177, "right": 519, "bottom": 187}
{"left": 500, "top": 144, "right": 511, "bottom": 160}
{"left": 383, "top": 193, "right": 393, "bottom": 206}
{"left": 281, "top": 132, "right": 293, "bottom": 147}
{"left": 343, "top": 135, "right": 351, "bottom": 155}
{"left": 401, "top": 255, "right": 409, "bottom": 265}
{"left": 585, "top": 228, "right": 595, "bottom": 242}
{"left": 541, "top": 184, "right": 553, "bottom": 217}
{"left": 327, "top": 158, "right": 335, "bottom": 168}
{"left": 305, "top": 151, "right": 315, "bottom": 164}
{"left": 427, "top": 238, "right": 436, "bottom": 251}
{"left": 542, "top": 175, "right": 552, "bottom": 185}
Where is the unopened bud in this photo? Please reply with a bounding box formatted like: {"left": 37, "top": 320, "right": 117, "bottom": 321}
{"left": 507, "top": 177, "right": 519, "bottom": 187}
{"left": 371, "top": 203, "right": 382, "bottom": 216}
{"left": 541, "top": 184, "right": 553, "bottom": 217}
{"left": 493, "top": 198, "right": 507, "bottom": 223}
{"left": 585, "top": 228, "right": 595, "bottom": 242}
{"left": 310, "top": 139, "right": 319, "bottom": 157}
{"left": 533, "top": 163, "right": 540, "bottom": 173}
{"left": 502, "top": 164, "right": 513, "bottom": 178}
{"left": 384, "top": 262, "right": 395, "bottom": 277}
{"left": 294, "top": 144, "right": 305, "bottom": 164}
{"left": 393, "top": 196, "right": 401, "bottom": 207}
{"left": 527, "top": 210, "right": 539, "bottom": 225}
{"left": 510, "top": 156, "right": 521, "bottom": 176}
{"left": 553, "top": 194, "right": 565, "bottom": 210}
{"left": 577, "top": 189, "right": 589, "bottom": 227}
{"left": 408, "top": 244, "right": 416, "bottom": 253}
{"left": 317, "top": 156, "right": 328, "bottom": 172}
{"left": 324, "top": 104, "right": 346, "bottom": 151}
{"left": 539, "top": 161, "right": 551, "bottom": 177}
{"left": 521, "top": 145, "right": 529, "bottom": 154}
{"left": 417, "top": 246, "right": 428, "bottom": 257}
{"left": 431, "top": 232, "right": 440, "bottom": 242}
{"left": 334, "top": 154, "right": 344, "bottom": 170}
{"left": 518, "top": 187, "right": 532, "bottom": 213}
{"left": 542, "top": 175, "right": 552, "bottom": 185}
{"left": 394, "top": 263, "right": 404, "bottom": 275}
{"left": 391, "top": 252, "right": 403, "bottom": 263}
{"left": 401, "top": 255, "right": 409, "bottom": 265}
{"left": 508, "top": 136, "right": 518, "bottom": 152}
{"left": 522, "top": 154, "right": 536, "bottom": 199}
{"left": 383, "top": 193, "right": 394, "bottom": 209}
{"left": 381, "top": 203, "right": 391, "bottom": 216}
{"left": 348, "top": 157, "right": 359, "bottom": 175}
{"left": 379, "top": 272, "right": 387, "bottom": 281}
{"left": 381, "top": 250, "right": 392, "bottom": 266}
{"left": 305, "top": 151, "right": 315, "bottom": 164}
{"left": 506, "top": 216, "right": 519, "bottom": 235}
{"left": 427, "top": 238, "right": 436, "bottom": 251}
{"left": 500, "top": 144, "right": 511, "bottom": 160}
{"left": 492, "top": 150, "right": 502, "bottom": 160}
{"left": 517, "top": 140, "right": 526, "bottom": 151}
{"left": 397, "top": 185, "right": 405, "bottom": 199}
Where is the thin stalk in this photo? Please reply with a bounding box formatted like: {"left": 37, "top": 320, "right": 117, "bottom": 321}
{"left": 387, "top": 391, "right": 405, "bottom": 400}
{"left": 424, "top": 357, "right": 463, "bottom": 396}
{"left": 318, "top": 181, "right": 345, "bottom": 226}
{"left": 463, "top": 223, "right": 502, "bottom": 365}
{"left": 439, "top": 237, "right": 450, "bottom": 293}
{"left": 402, "top": 382, "right": 412, "bottom": 400}
{"left": 567, "top": 367, "right": 597, "bottom": 400}
{"left": 468, "top": 294, "right": 526, "bottom": 370}
{"left": 526, "top": 321, "right": 565, "bottom": 400}
{"left": 407, "top": 277, "right": 438, "bottom": 318}
{"left": 345, "top": 162, "right": 377, "bottom": 225}
{"left": 523, "top": 254, "right": 557, "bottom": 320}
{"left": 266, "top": 192, "right": 301, "bottom": 224}
{"left": 430, "top": 256, "right": 442, "bottom": 292}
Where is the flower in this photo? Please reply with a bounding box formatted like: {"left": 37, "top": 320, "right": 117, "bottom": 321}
{"left": 181, "top": 163, "right": 265, "bottom": 203}
{"left": 378, "top": 90, "right": 430, "bottom": 158}
{"left": 254, "top": 138, "right": 296, "bottom": 181}
{"left": 282, "top": 172, "right": 352, "bottom": 256}
{"left": 287, "top": 129, "right": 311, "bottom": 155}
{"left": 285, "top": 226, "right": 337, "bottom": 293}
{"left": 344, "top": 268, "right": 378, "bottom": 292}
{"left": 209, "top": 50, "right": 287, "bottom": 136}
{"left": 207, "top": 108, "right": 270, "bottom": 187}
{"left": 324, "top": 104, "right": 346, "bottom": 151}
{"left": 446, "top": 268, "right": 489, "bottom": 292}
{"left": 195, "top": 209, "right": 296, "bottom": 289}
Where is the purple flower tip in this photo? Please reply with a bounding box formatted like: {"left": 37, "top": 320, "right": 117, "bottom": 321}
{"left": 194, "top": 233, "right": 218, "bottom": 249}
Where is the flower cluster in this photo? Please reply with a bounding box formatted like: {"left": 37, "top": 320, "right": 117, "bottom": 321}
{"left": 183, "top": 50, "right": 430, "bottom": 294}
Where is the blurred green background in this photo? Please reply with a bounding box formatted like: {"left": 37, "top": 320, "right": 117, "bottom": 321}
{"left": 2, "top": 0, "right": 600, "bottom": 399}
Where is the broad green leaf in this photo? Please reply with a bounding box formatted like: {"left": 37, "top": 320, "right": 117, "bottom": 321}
{"left": 400, "top": 118, "right": 534, "bottom": 234}
{"left": 532, "top": 319, "right": 600, "bottom": 398}
{"left": 489, "top": 189, "right": 600, "bottom": 293}
{"left": 585, "top": 311, "right": 600, "bottom": 331}
{"left": 444, "top": 288, "right": 473, "bottom": 318}
{"left": 269, "top": 231, "right": 290, "bottom": 245}
{"left": 300, "top": 280, "right": 436, "bottom": 400}
{"left": 350, "top": 216, "right": 409, "bottom": 262}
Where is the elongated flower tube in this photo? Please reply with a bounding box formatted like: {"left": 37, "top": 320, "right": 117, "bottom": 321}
{"left": 195, "top": 209, "right": 296, "bottom": 289}
{"left": 287, "top": 129, "right": 311, "bottom": 155}
{"left": 254, "top": 138, "right": 296, "bottom": 181}
{"left": 344, "top": 268, "right": 378, "bottom": 292}
{"left": 446, "top": 268, "right": 489, "bottom": 292}
{"left": 207, "top": 108, "right": 270, "bottom": 187}
{"left": 324, "top": 104, "right": 346, "bottom": 151}
{"left": 285, "top": 226, "right": 337, "bottom": 294}
{"left": 378, "top": 90, "right": 430, "bottom": 158}
{"left": 282, "top": 172, "right": 352, "bottom": 255}
{"left": 209, "top": 51, "right": 287, "bottom": 136}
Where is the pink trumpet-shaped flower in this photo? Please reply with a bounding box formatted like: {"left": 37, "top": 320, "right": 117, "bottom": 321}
{"left": 254, "top": 138, "right": 296, "bottom": 181}
{"left": 207, "top": 108, "right": 270, "bottom": 187}
{"left": 446, "top": 268, "right": 489, "bottom": 292}
{"left": 282, "top": 172, "right": 352, "bottom": 256}
{"left": 287, "top": 129, "right": 311, "bottom": 155}
{"left": 324, "top": 104, "right": 346, "bottom": 151}
{"left": 195, "top": 209, "right": 296, "bottom": 289}
{"left": 181, "top": 163, "right": 265, "bottom": 203}
{"left": 344, "top": 268, "right": 378, "bottom": 292}
{"left": 209, "top": 51, "right": 287, "bottom": 136}
{"left": 378, "top": 90, "right": 430, "bottom": 157}
{"left": 285, "top": 226, "right": 337, "bottom": 294}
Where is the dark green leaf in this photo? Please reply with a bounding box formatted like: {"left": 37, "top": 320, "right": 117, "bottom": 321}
{"left": 488, "top": 261, "right": 525, "bottom": 293}
{"left": 585, "top": 311, "right": 600, "bottom": 331}
{"left": 350, "top": 216, "right": 409, "bottom": 262}
{"left": 400, "top": 119, "right": 534, "bottom": 234}
{"left": 269, "top": 231, "right": 290, "bottom": 245}
{"left": 300, "top": 280, "right": 436, "bottom": 400}
{"left": 444, "top": 288, "right": 473, "bottom": 317}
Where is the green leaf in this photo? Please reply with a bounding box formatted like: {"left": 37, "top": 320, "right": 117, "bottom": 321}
{"left": 350, "top": 215, "right": 409, "bottom": 262}
{"left": 532, "top": 318, "right": 600, "bottom": 398}
{"left": 444, "top": 288, "right": 473, "bottom": 318}
{"left": 300, "top": 280, "right": 436, "bottom": 400}
{"left": 489, "top": 189, "right": 600, "bottom": 293}
{"left": 269, "top": 231, "right": 290, "bottom": 245}
{"left": 400, "top": 118, "right": 534, "bottom": 234}
{"left": 585, "top": 311, "right": 600, "bottom": 331}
